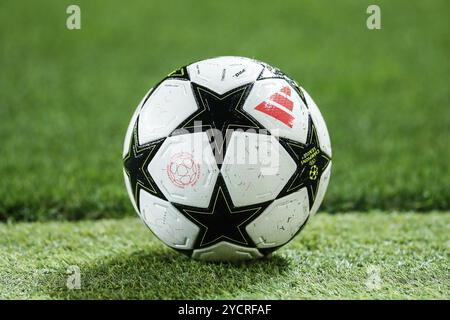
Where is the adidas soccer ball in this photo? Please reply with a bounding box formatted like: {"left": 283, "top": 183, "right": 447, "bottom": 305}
{"left": 123, "top": 56, "right": 332, "bottom": 261}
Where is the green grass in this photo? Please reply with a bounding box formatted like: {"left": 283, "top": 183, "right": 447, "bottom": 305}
{"left": 0, "top": 0, "right": 449, "bottom": 220}
{"left": 0, "top": 212, "right": 448, "bottom": 299}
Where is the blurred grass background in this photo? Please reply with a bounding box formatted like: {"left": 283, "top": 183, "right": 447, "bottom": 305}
{"left": 0, "top": 0, "right": 449, "bottom": 221}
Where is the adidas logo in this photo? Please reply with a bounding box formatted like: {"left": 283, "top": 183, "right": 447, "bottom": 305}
{"left": 254, "top": 86, "right": 295, "bottom": 128}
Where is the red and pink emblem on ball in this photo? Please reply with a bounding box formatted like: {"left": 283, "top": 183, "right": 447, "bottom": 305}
{"left": 167, "top": 152, "right": 200, "bottom": 188}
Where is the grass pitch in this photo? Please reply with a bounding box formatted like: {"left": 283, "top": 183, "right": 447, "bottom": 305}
{"left": 0, "top": 212, "right": 448, "bottom": 299}
{"left": 0, "top": 0, "right": 449, "bottom": 220}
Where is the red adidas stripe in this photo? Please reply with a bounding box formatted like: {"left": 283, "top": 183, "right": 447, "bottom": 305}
{"left": 254, "top": 101, "right": 294, "bottom": 128}
{"left": 270, "top": 92, "right": 293, "bottom": 111}
{"left": 280, "top": 86, "right": 291, "bottom": 96}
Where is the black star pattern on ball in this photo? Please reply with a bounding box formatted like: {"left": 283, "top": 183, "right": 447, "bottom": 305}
{"left": 173, "top": 177, "right": 268, "bottom": 248}
{"left": 166, "top": 65, "right": 190, "bottom": 81}
{"left": 123, "top": 123, "right": 167, "bottom": 208}
{"left": 277, "top": 117, "right": 331, "bottom": 208}
{"left": 257, "top": 64, "right": 308, "bottom": 106}
{"left": 171, "top": 82, "right": 265, "bottom": 165}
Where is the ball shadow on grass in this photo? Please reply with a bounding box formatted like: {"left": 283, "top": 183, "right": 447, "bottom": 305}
{"left": 45, "top": 249, "right": 291, "bottom": 299}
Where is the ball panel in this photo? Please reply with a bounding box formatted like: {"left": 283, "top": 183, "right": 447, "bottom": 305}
{"left": 242, "top": 78, "right": 309, "bottom": 144}
{"left": 147, "top": 132, "right": 219, "bottom": 208}
{"left": 138, "top": 79, "right": 198, "bottom": 145}
{"left": 191, "top": 241, "right": 263, "bottom": 261}
{"left": 122, "top": 88, "right": 151, "bottom": 157}
{"left": 310, "top": 161, "right": 332, "bottom": 216}
{"left": 221, "top": 131, "right": 296, "bottom": 206}
{"left": 302, "top": 86, "right": 332, "bottom": 157}
{"left": 139, "top": 189, "right": 200, "bottom": 250}
{"left": 187, "top": 56, "right": 263, "bottom": 95}
{"left": 246, "top": 187, "right": 309, "bottom": 248}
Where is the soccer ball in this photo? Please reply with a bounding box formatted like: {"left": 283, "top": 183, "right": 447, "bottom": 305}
{"left": 123, "top": 56, "right": 332, "bottom": 261}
